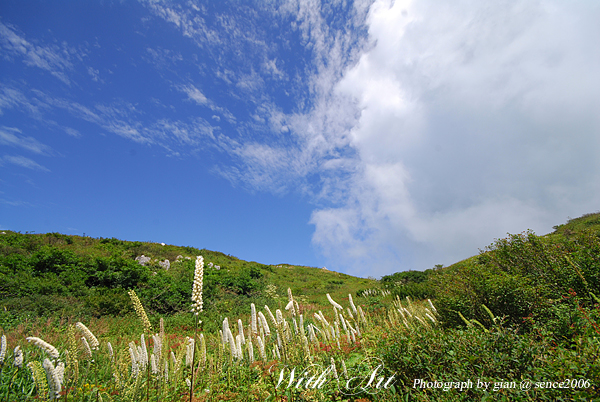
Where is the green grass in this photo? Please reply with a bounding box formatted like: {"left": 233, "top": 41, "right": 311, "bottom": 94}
{"left": 0, "top": 231, "right": 377, "bottom": 333}
{"left": 1, "top": 213, "right": 599, "bottom": 400}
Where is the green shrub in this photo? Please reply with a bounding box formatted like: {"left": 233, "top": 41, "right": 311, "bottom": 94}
{"left": 84, "top": 287, "right": 132, "bottom": 317}
{"left": 431, "top": 229, "right": 600, "bottom": 339}
{"left": 378, "top": 312, "right": 600, "bottom": 401}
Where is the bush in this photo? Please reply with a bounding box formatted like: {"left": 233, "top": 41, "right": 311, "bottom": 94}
{"left": 84, "top": 256, "right": 149, "bottom": 289}
{"left": 84, "top": 288, "right": 132, "bottom": 317}
{"left": 431, "top": 229, "right": 600, "bottom": 338}
{"left": 378, "top": 312, "right": 600, "bottom": 401}
{"left": 382, "top": 269, "right": 436, "bottom": 301}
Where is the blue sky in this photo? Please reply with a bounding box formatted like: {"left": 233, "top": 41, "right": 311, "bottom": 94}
{"left": 2, "top": 0, "right": 600, "bottom": 278}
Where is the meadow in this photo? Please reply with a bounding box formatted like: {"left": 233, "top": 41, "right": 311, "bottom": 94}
{"left": 1, "top": 213, "right": 599, "bottom": 401}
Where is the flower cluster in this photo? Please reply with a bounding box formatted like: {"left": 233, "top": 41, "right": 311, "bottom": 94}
{"left": 26, "top": 337, "right": 60, "bottom": 359}
{"left": 326, "top": 293, "right": 343, "bottom": 310}
{"left": 128, "top": 289, "right": 153, "bottom": 334}
{"left": 13, "top": 346, "right": 23, "bottom": 367}
{"left": 44, "top": 358, "right": 65, "bottom": 399}
{"left": 191, "top": 255, "right": 204, "bottom": 316}
{"left": 75, "top": 322, "right": 99, "bottom": 350}
{"left": 0, "top": 335, "right": 6, "bottom": 364}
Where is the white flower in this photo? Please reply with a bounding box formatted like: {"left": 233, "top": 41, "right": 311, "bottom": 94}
{"left": 222, "top": 318, "right": 230, "bottom": 344}
{"left": 264, "top": 306, "right": 277, "bottom": 328}
{"left": 258, "top": 311, "right": 270, "bottom": 336}
{"left": 107, "top": 342, "right": 114, "bottom": 361}
{"left": 286, "top": 288, "right": 296, "bottom": 316}
{"left": 248, "top": 339, "right": 254, "bottom": 363}
{"left": 349, "top": 294, "right": 358, "bottom": 315}
{"left": 0, "top": 335, "right": 6, "bottom": 364}
{"left": 191, "top": 256, "right": 204, "bottom": 315}
{"left": 81, "top": 337, "right": 92, "bottom": 358}
{"left": 226, "top": 328, "right": 236, "bottom": 358}
{"left": 152, "top": 334, "right": 162, "bottom": 360}
{"left": 55, "top": 362, "right": 65, "bottom": 386}
{"left": 235, "top": 335, "right": 243, "bottom": 361}
{"left": 43, "top": 358, "right": 63, "bottom": 399}
{"left": 139, "top": 334, "right": 148, "bottom": 368}
{"left": 185, "top": 337, "right": 194, "bottom": 367}
{"left": 326, "top": 294, "right": 343, "bottom": 310}
{"left": 427, "top": 299, "right": 438, "bottom": 314}
{"left": 330, "top": 357, "right": 338, "bottom": 380}
{"left": 26, "top": 337, "right": 59, "bottom": 359}
{"left": 151, "top": 354, "right": 158, "bottom": 375}
{"left": 199, "top": 333, "right": 207, "bottom": 366}
{"left": 237, "top": 319, "right": 245, "bottom": 345}
{"left": 76, "top": 322, "right": 99, "bottom": 350}
{"left": 257, "top": 336, "right": 266, "bottom": 360}
{"left": 13, "top": 346, "right": 23, "bottom": 368}
{"left": 250, "top": 303, "right": 257, "bottom": 335}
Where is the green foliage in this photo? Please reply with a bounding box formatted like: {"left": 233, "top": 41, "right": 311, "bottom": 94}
{"left": 84, "top": 288, "right": 132, "bottom": 317}
{"left": 551, "top": 211, "right": 600, "bottom": 236}
{"left": 379, "top": 313, "right": 600, "bottom": 401}
{"left": 1, "top": 216, "right": 600, "bottom": 400}
{"left": 381, "top": 269, "right": 437, "bottom": 300}
{"left": 430, "top": 227, "right": 600, "bottom": 339}
{"left": 0, "top": 231, "right": 376, "bottom": 325}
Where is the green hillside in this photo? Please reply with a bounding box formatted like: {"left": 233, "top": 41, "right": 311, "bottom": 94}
{"left": 0, "top": 231, "right": 375, "bottom": 333}
{"left": 0, "top": 215, "right": 598, "bottom": 401}
{"left": 382, "top": 212, "right": 600, "bottom": 336}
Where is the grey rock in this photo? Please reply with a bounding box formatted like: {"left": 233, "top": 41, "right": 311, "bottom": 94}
{"left": 135, "top": 255, "right": 151, "bottom": 266}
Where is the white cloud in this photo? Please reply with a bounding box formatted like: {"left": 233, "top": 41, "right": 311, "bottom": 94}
{"left": 304, "top": 0, "right": 600, "bottom": 275}
{"left": 0, "top": 22, "right": 74, "bottom": 84}
{"left": 0, "top": 155, "right": 50, "bottom": 171}
{"left": 193, "top": 0, "right": 600, "bottom": 275}
{"left": 0, "top": 126, "right": 53, "bottom": 155}
{"left": 263, "top": 58, "right": 285, "bottom": 81}
{"left": 145, "top": 47, "right": 184, "bottom": 70}
{"left": 178, "top": 84, "right": 208, "bottom": 105}
{"left": 63, "top": 127, "right": 81, "bottom": 138}
{"left": 0, "top": 85, "right": 44, "bottom": 117}
{"left": 87, "top": 67, "right": 100, "bottom": 82}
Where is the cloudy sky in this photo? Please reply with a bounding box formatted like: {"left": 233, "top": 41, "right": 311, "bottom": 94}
{"left": 2, "top": 0, "right": 599, "bottom": 278}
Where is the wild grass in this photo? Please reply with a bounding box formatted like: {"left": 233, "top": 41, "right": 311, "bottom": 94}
{"left": 2, "top": 213, "right": 600, "bottom": 400}
{"left": 2, "top": 290, "right": 597, "bottom": 401}
{"left": 0, "top": 280, "right": 445, "bottom": 401}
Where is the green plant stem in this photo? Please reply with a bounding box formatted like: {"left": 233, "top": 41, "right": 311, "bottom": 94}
{"left": 190, "top": 316, "right": 198, "bottom": 402}
{"left": 146, "top": 352, "right": 150, "bottom": 402}
{"left": 4, "top": 367, "right": 19, "bottom": 402}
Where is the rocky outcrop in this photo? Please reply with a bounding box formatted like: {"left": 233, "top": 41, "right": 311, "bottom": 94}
{"left": 135, "top": 255, "right": 151, "bottom": 266}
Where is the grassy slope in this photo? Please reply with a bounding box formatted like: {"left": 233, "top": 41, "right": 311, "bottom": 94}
{"left": 446, "top": 211, "right": 600, "bottom": 274}
{"left": 392, "top": 211, "right": 600, "bottom": 282}
{"left": 2, "top": 212, "right": 597, "bottom": 329}
{"left": 1, "top": 215, "right": 599, "bottom": 401}
{"left": 429, "top": 212, "right": 600, "bottom": 327}
{"left": 0, "top": 230, "right": 376, "bottom": 333}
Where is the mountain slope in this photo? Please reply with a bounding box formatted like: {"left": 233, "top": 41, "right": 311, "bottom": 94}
{"left": 0, "top": 230, "right": 375, "bottom": 332}
{"left": 383, "top": 212, "right": 600, "bottom": 335}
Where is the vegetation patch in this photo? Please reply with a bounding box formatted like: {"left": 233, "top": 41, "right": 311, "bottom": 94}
{"left": 0, "top": 213, "right": 599, "bottom": 400}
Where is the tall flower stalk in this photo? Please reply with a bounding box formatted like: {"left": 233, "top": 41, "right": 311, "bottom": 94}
{"left": 128, "top": 289, "right": 153, "bottom": 334}
{"left": 128, "top": 289, "right": 152, "bottom": 402}
{"left": 190, "top": 255, "right": 203, "bottom": 402}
